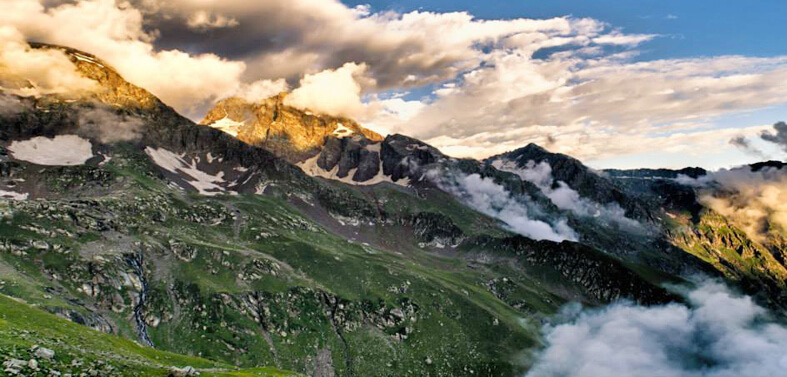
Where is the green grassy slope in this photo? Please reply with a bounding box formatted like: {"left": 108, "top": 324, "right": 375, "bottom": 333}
{"left": 0, "top": 293, "right": 301, "bottom": 376}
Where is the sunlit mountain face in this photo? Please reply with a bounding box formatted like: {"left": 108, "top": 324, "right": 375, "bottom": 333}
{"left": 0, "top": 1, "right": 785, "bottom": 376}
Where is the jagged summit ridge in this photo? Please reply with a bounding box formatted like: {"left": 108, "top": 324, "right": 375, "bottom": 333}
{"left": 201, "top": 93, "right": 382, "bottom": 162}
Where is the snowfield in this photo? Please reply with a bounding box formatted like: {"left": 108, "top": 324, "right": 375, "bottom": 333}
{"left": 0, "top": 189, "right": 28, "bottom": 201}
{"left": 145, "top": 147, "right": 231, "bottom": 196}
{"left": 7, "top": 135, "right": 94, "bottom": 166}
{"left": 332, "top": 123, "right": 353, "bottom": 137}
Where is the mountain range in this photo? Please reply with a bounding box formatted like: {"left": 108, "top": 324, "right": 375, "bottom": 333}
{"left": 0, "top": 43, "right": 785, "bottom": 377}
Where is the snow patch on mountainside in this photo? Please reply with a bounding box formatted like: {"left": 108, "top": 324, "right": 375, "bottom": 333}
{"left": 297, "top": 154, "right": 409, "bottom": 187}
{"left": 208, "top": 116, "right": 245, "bottom": 137}
{"left": 71, "top": 52, "right": 105, "bottom": 68}
{"left": 145, "top": 147, "right": 231, "bottom": 196}
{"left": 0, "top": 189, "right": 28, "bottom": 201}
{"left": 332, "top": 123, "right": 353, "bottom": 137}
{"left": 7, "top": 135, "right": 94, "bottom": 166}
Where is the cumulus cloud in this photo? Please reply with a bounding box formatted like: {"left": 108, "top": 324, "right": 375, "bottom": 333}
{"left": 0, "top": 25, "right": 96, "bottom": 96}
{"left": 526, "top": 281, "right": 787, "bottom": 377}
{"left": 676, "top": 165, "right": 787, "bottom": 240}
{"left": 284, "top": 62, "right": 369, "bottom": 118}
{"left": 492, "top": 159, "right": 641, "bottom": 230}
{"left": 760, "top": 121, "right": 787, "bottom": 152}
{"left": 234, "top": 78, "right": 289, "bottom": 103}
{"left": 429, "top": 168, "right": 577, "bottom": 242}
{"left": 77, "top": 108, "right": 144, "bottom": 143}
{"left": 131, "top": 0, "right": 629, "bottom": 89}
{"left": 370, "top": 53, "right": 787, "bottom": 163}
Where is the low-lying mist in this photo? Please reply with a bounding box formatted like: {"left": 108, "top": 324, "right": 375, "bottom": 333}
{"left": 427, "top": 167, "right": 577, "bottom": 242}
{"left": 526, "top": 281, "right": 787, "bottom": 377}
{"left": 492, "top": 159, "right": 642, "bottom": 231}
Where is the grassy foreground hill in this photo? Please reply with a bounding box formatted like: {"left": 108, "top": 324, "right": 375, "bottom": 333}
{"left": 0, "top": 293, "right": 300, "bottom": 376}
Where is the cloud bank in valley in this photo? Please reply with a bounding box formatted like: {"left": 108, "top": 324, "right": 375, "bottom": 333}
{"left": 2, "top": 0, "right": 787, "bottom": 163}
{"left": 526, "top": 281, "right": 787, "bottom": 377}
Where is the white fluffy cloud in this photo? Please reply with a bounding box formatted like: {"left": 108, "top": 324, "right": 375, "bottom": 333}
{"left": 429, "top": 168, "right": 577, "bottom": 242}
{"left": 284, "top": 62, "right": 369, "bottom": 118}
{"left": 367, "top": 53, "right": 787, "bottom": 163}
{"left": 492, "top": 159, "right": 641, "bottom": 230}
{"left": 527, "top": 281, "right": 787, "bottom": 377}
{"left": 0, "top": 0, "right": 266, "bottom": 117}
{"left": 0, "top": 25, "right": 96, "bottom": 96}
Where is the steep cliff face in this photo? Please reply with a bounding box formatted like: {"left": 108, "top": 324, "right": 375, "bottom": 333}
{"left": 201, "top": 94, "right": 382, "bottom": 162}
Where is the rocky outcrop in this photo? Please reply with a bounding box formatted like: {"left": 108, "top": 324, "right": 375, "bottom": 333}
{"left": 469, "top": 235, "right": 679, "bottom": 305}
{"left": 316, "top": 136, "right": 381, "bottom": 181}
{"left": 381, "top": 134, "right": 445, "bottom": 182}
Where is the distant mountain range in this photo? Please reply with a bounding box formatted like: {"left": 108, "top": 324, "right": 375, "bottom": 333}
{"left": 0, "top": 43, "right": 785, "bottom": 377}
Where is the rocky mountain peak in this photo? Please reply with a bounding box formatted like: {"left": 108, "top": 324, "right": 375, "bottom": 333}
{"left": 201, "top": 94, "right": 382, "bottom": 162}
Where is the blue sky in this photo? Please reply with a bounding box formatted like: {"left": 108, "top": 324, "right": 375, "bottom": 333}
{"left": 345, "top": 0, "right": 787, "bottom": 61}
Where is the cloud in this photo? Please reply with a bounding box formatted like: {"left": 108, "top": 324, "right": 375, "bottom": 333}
{"left": 368, "top": 52, "right": 787, "bottom": 163}
{"left": 526, "top": 281, "right": 787, "bottom": 377}
{"left": 77, "top": 108, "right": 144, "bottom": 143}
{"left": 186, "top": 10, "right": 239, "bottom": 31}
{"left": 284, "top": 62, "right": 369, "bottom": 118}
{"left": 676, "top": 165, "right": 787, "bottom": 240}
{"left": 233, "top": 78, "right": 289, "bottom": 103}
{"left": 0, "top": 94, "right": 26, "bottom": 116}
{"left": 0, "top": 25, "right": 96, "bottom": 96}
{"left": 729, "top": 135, "right": 767, "bottom": 159}
{"left": 492, "top": 159, "right": 641, "bottom": 230}
{"left": 428, "top": 168, "right": 577, "bottom": 242}
{"left": 131, "top": 0, "right": 629, "bottom": 89}
{"left": 760, "top": 121, "right": 787, "bottom": 152}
